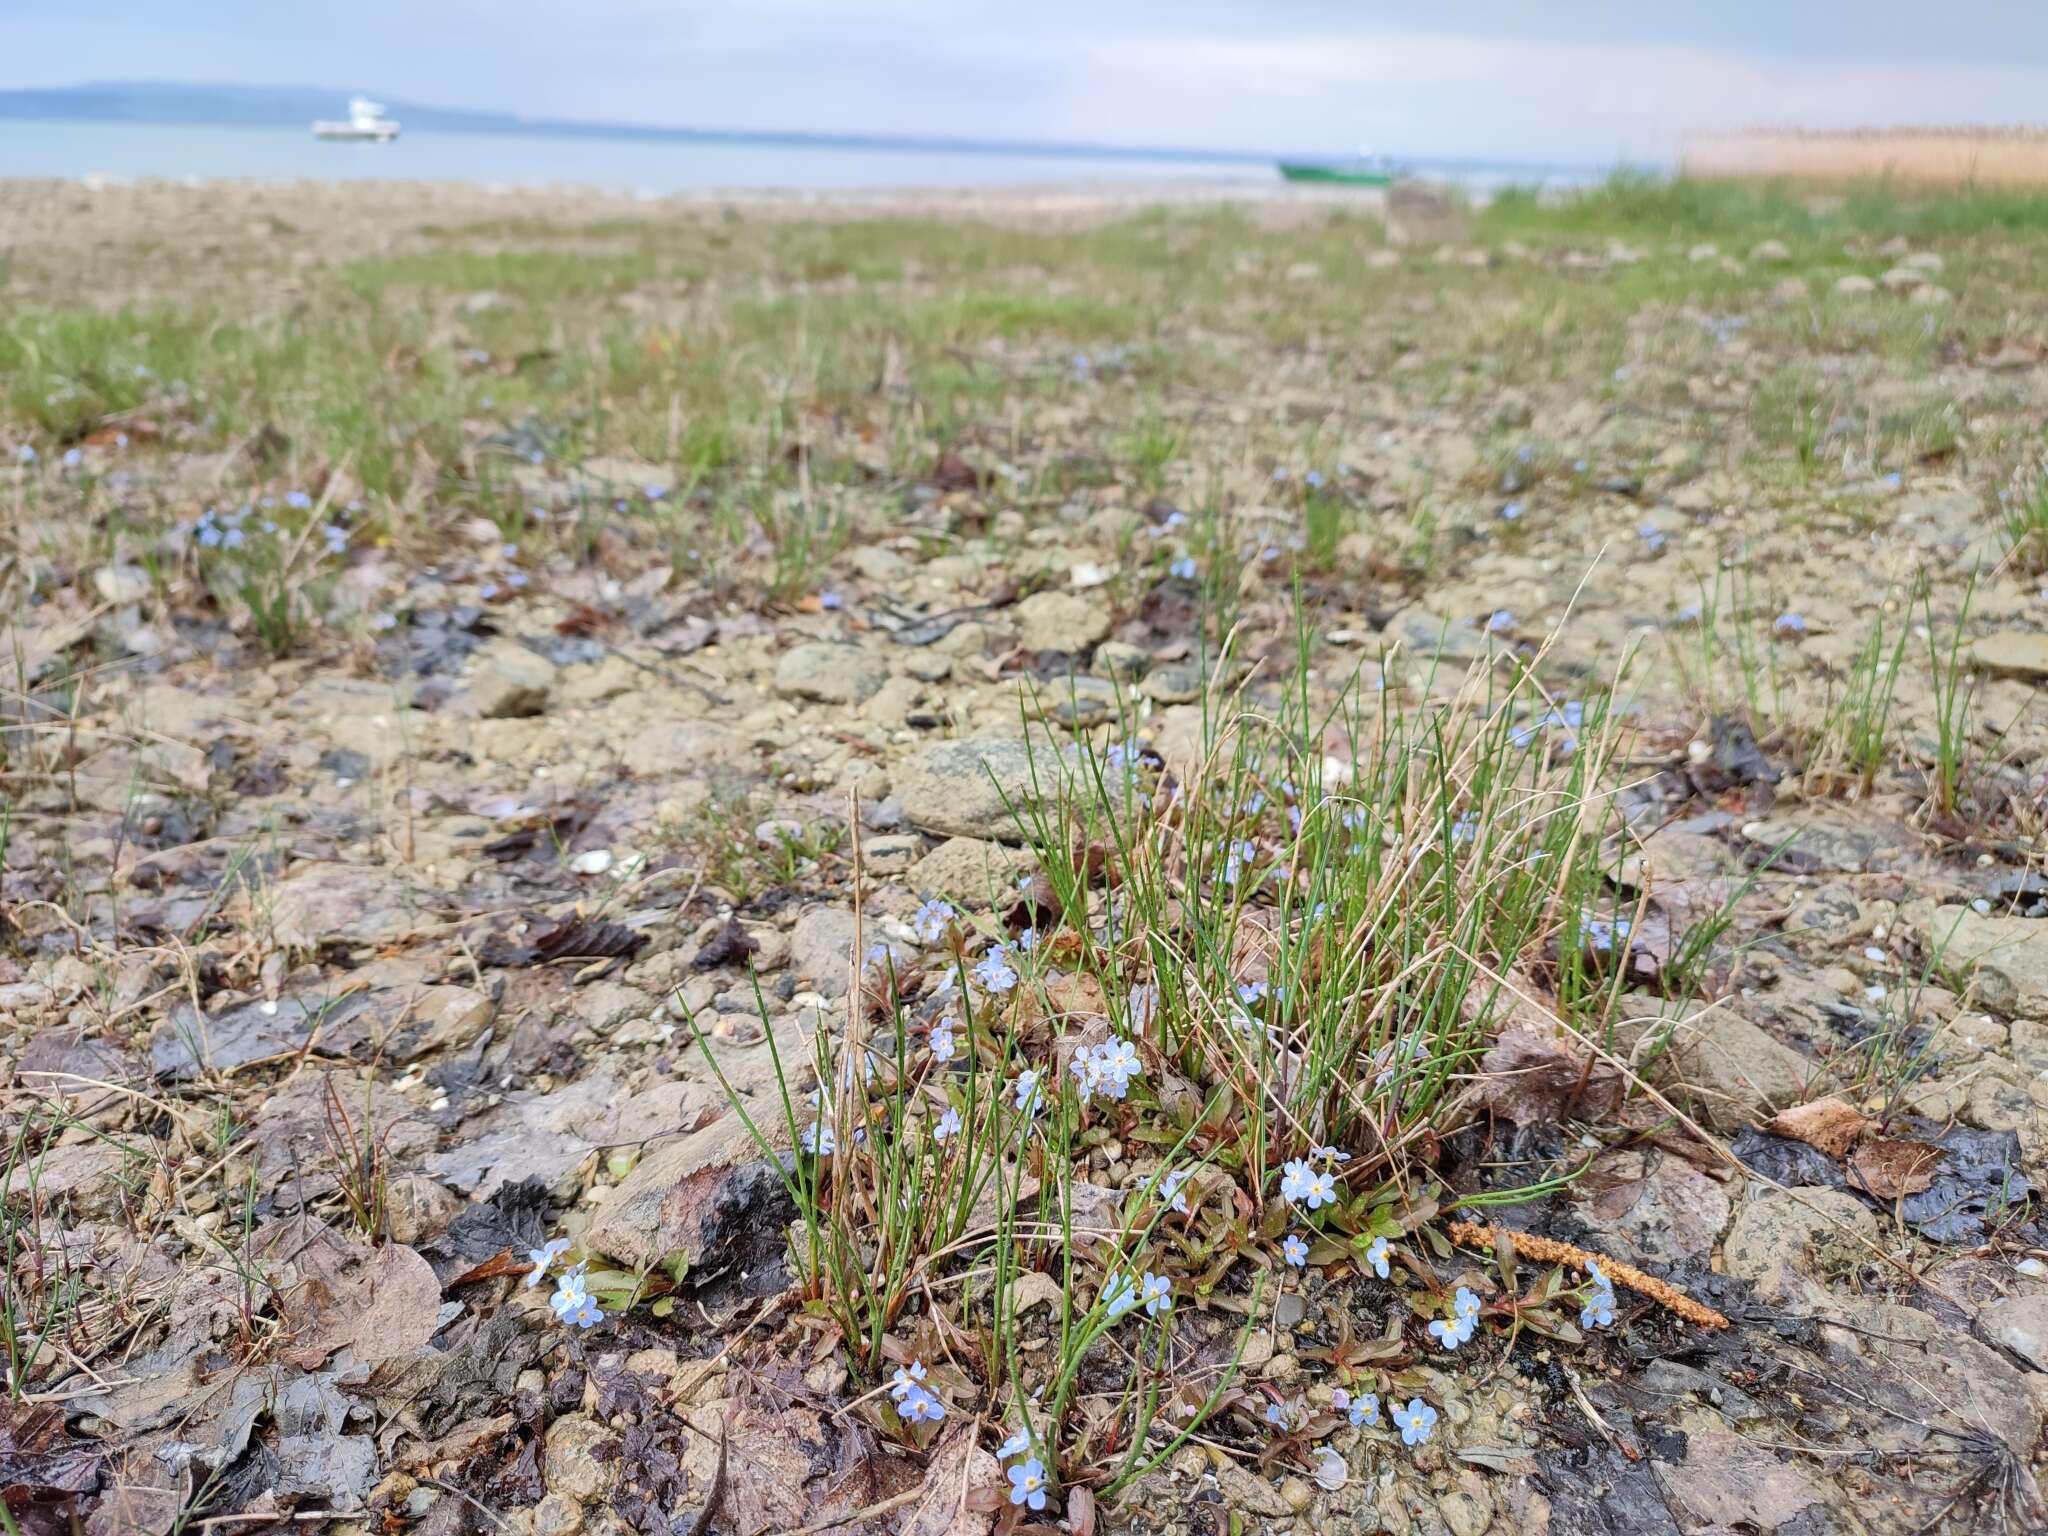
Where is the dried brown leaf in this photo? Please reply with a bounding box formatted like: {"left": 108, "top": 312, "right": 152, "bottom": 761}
{"left": 1847, "top": 1138, "right": 1944, "bottom": 1201}
{"left": 1767, "top": 1098, "right": 1872, "bottom": 1160}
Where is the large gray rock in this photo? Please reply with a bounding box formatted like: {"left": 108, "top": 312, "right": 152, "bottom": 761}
{"left": 894, "top": 737, "right": 1066, "bottom": 842}
{"left": 1667, "top": 1009, "right": 1824, "bottom": 1129}
{"left": 1821, "top": 1301, "right": 2043, "bottom": 1455}
{"left": 1723, "top": 1188, "right": 1878, "bottom": 1305}
{"left": 1922, "top": 906, "right": 2048, "bottom": 1017}
{"left": 775, "top": 642, "right": 887, "bottom": 704}
{"left": 1014, "top": 591, "right": 1111, "bottom": 654}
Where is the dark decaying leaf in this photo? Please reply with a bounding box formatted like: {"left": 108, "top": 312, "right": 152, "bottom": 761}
{"left": 590, "top": 1368, "right": 708, "bottom": 1535}
{"left": 480, "top": 912, "right": 647, "bottom": 967}
{"left": 482, "top": 805, "right": 594, "bottom": 863}
{"left": 1895, "top": 1124, "right": 2032, "bottom": 1243}
{"left": 465, "top": 1391, "right": 546, "bottom": 1508}
{"left": 421, "top": 1175, "right": 554, "bottom": 1284}
{"left": 1730, "top": 1128, "right": 1845, "bottom": 1190}
{"left": 691, "top": 916, "right": 760, "bottom": 971}
{"left": 1004, "top": 875, "right": 1062, "bottom": 933}
{"left": 928, "top": 451, "right": 983, "bottom": 492}
{"left": 0, "top": 1403, "right": 100, "bottom": 1509}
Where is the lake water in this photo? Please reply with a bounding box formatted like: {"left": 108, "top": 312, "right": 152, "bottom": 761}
{"left": 0, "top": 121, "right": 1617, "bottom": 195}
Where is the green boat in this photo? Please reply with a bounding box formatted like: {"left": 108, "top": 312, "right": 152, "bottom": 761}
{"left": 1278, "top": 159, "right": 1396, "bottom": 188}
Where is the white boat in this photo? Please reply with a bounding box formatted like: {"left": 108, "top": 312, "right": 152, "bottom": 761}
{"left": 312, "top": 96, "right": 400, "bottom": 142}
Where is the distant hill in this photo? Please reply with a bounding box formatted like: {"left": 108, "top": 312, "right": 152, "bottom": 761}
{"left": 0, "top": 80, "right": 1277, "bottom": 164}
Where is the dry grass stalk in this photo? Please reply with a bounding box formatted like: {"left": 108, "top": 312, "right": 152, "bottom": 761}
{"left": 1446, "top": 1218, "right": 1731, "bottom": 1331}
{"left": 1684, "top": 127, "right": 2048, "bottom": 188}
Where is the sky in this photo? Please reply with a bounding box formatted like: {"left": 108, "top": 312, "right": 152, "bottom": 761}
{"left": 11, "top": 2, "right": 2048, "bottom": 164}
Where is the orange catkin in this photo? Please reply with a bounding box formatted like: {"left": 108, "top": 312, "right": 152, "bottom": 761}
{"left": 1447, "top": 1219, "right": 1731, "bottom": 1331}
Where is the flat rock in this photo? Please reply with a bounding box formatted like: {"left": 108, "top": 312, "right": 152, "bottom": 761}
{"left": 1573, "top": 1148, "right": 1731, "bottom": 1263}
{"left": 1971, "top": 631, "right": 2048, "bottom": 680}
{"left": 621, "top": 719, "right": 747, "bottom": 777}
{"left": 262, "top": 861, "right": 436, "bottom": 949}
{"left": 468, "top": 637, "right": 555, "bottom": 718}
{"left": 151, "top": 988, "right": 376, "bottom": 1080}
{"left": 1833, "top": 273, "right": 1876, "bottom": 296}
{"left": 1654, "top": 1422, "right": 1822, "bottom": 1531}
{"left": 1742, "top": 811, "right": 1900, "bottom": 873}
{"left": 789, "top": 905, "right": 914, "bottom": 998}
{"left": 1668, "top": 1010, "right": 1822, "bottom": 1129}
{"left": 1014, "top": 590, "right": 1112, "bottom": 653}
{"left": 1380, "top": 603, "right": 1490, "bottom": 666}
{"left": 1723, "top": 1187, "right": 1877, "bottom": 1305}
{"left": 1820, "top": 1300, "right": 2044, "bottom": 1455}
{"left": 1980, "top": 1293, "right": 2048, "bottom": 1372}
{"left": 775, "top": 641, "right": 887, "bottom": 704}
{"left": 910, "top": 836, "right": 1033, "bottom": 901}
{"left": 894, "top": 736, "right": 1065, "bottom": 842}
{"left": 1921, "top": 905, "right": 2048, "bottom": 1016}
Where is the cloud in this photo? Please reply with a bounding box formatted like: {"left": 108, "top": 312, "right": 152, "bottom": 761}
{"left": 10, "top": 4, "right": 2048, "bottom": 163}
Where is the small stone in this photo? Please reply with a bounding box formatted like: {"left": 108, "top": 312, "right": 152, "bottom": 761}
{"left": 775, "top": 642, "right": 887, "bottom": 704}
{"left": 1767, "top": 276, "right": 1809, "bottom": 305}
{"left": 1211, "top": 1460, "right": 1292, "bottom": 1519}
{"left": 1381, "top": 603, "right": 1489, "bottom": 665}
{"left": 1014, "top": 590, "right": 1112, "bottom": 654}
{"left": 534, "top": 1493, "right": 584, "bottom": 1536}
{"left": 1278, "top": 1476, "right": 1314, "bottom": 1514}
{"left": 1879, "top": 265, "right": 1922, "bottom": 292}
{"left": 1092, "top": 640, "right": 1152, "bottom": 681}
{"left": 94, "top": 564, "right": 151, "bottom": 604}
{"left": 1749, "top": 239, "right": 1790, "bottom": 262}
{"left": 861, "top": 834, "right": 921, "bottom": 873}
{"left": 1141, "top": 662, "right": 1202, "bottom": 704}
{"left": 1667, "top": 1010, "right": 1823, "bottom": 1129}
{"left": 543, "top": 1414, "right": 616, "bottom": 1503}
{"left": 1833, "top": 274, "right": 1876, "bottom": 297}
{"left": 1687, "top": 243, "right": 1719, "bottom": 263}
{"left": 1441, "top": 1489, "right": 1492, "bottom": 1536}
{"left": 1922, "top": 906, "right": 2048, "bottom": 1018}
{"left": 1909, "top": 283, "right": 1953, "bottom": 306}
{"left": 787, "top": 906, "right": 912, "bottom": 998}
